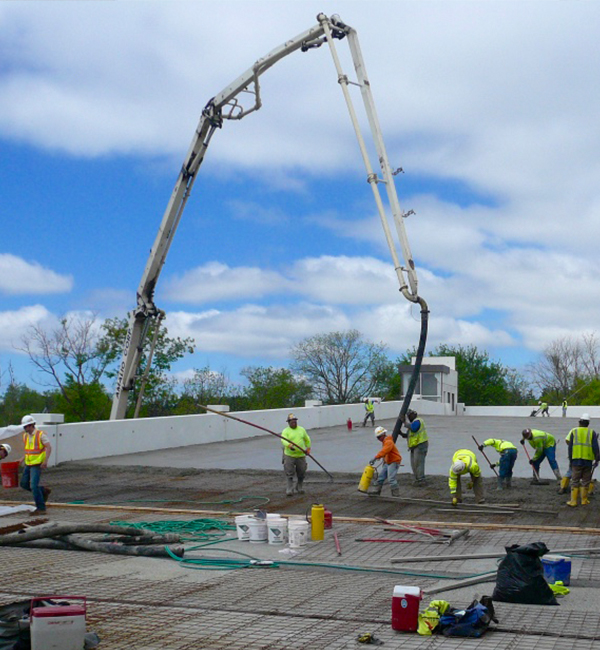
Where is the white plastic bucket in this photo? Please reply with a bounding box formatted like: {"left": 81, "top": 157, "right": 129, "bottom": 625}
{"left": 248, "top": 517, "right": 268, "bottom": 543}
{"left": 288, "top": 520, "right": 309, "bottom": 548}
{"left": 267, "top": 518, "right": 288, "bottom": 545}
{"left": 235, "top": 515, "right": 254, "bottom": 541}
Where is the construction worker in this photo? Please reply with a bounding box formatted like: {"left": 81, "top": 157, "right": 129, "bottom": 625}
{"left": 402, "top": 409, "right": 428, "bottom": 485}
{"left": 281, "top": 413, "right": 311, "bottom": 497}
{"left": 521, "top": 428, "right": 561, "bottom": 485}
{"left": 0, "top": 443, "right": 11, "bottom": 459}
{"left": 478, "top": 439, "right": 517, "bottom": 490}
{"left": 449, "top": 449, "right": 485, "bottom": 505}
{"left": 368, "top": 426, "right": 402, "bottom": 496}
{"left": 562, "top": 399, "right": 568, "bottom": 418}
{"left": 566, "top": 414, "right": 599, "bottom": 507}
{"left": 20, "top": 415, "right": 52, "bottom": 515}
{"left": 362, "top": 399, "right": 375, "bottom": 427}
{"left": 539, "top": 401, "right": 550, "bottom": 417}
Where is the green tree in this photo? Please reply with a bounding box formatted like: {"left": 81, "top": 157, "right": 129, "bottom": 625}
{"left": 434, "top": 344, "right": 529, "bottom": 406}
{"left": 290, "top": 330, "right": 388, "bottom": 404}
{"left": 100, "top": 317, "right": 195, "bottom": 418}
{"left": 241, "top": 366, "right": 313, "bottom": 410}
{"left": 52, "top": 378, "right": 112, "bottom": 423}
{"left": 0, "top": 382, "right": 52, "bottom": 424}
{"left": 18, "top": 314, "right": 194, "bottom": 421}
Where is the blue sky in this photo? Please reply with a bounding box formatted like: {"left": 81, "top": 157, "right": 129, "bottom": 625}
{"left": 2, "top": 1, "right": 600, "bottom": 395}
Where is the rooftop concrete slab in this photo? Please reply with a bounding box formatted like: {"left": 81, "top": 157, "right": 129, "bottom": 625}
{"left": 83, "top": 415, "right": 577, "bottom": 480}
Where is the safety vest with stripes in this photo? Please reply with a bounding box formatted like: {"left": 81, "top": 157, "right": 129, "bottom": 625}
{"left": 569, "top": 427, "right": 595, "bottom": 461}
{"left": 449, "top": 449, "right": 480, "bottom": 493}
{"left": 23, "top": 429, "right": 47, "bottom": 465}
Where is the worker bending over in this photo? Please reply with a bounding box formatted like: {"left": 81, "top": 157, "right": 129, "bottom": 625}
{"left": 369, "top": 426, "right": 401, "bottom": 497}
{"left": 521, "top": 428, "right": 561, "bottom": 485}
{"left": 402, "top": 409, "right": 428, "bottom": 486}
{"left": 281, "top": 413, "right": 311, "bottom": 497}
{"left": 478, "top": 439, "right": 517, "bottom": 490}
{"left": 538, "top": 401, "right": 550, "bottom": 417}
{"left": 566, "top": 413, "right": 599, "bottom": 507}
{"left": 449, "top": 449, "right": 485, "bottom": 505}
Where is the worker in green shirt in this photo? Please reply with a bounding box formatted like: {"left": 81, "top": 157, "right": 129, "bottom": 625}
{"left": 479, "top": 439, "right": 517, "bottom": 490}
{"left": 281, "top": 413, "right": 311, "bottom": 497}
{"left": 521, "top": 428, "right": 561, "bottom": 484}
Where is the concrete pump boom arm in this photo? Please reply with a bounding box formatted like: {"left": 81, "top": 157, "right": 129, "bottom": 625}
{"left": 110, "top": 13, "right": 421, "bottom": 420}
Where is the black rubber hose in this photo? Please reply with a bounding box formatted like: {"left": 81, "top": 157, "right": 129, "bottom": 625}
{"left": 392, "top": 296, "right": 429, "bottom": 443}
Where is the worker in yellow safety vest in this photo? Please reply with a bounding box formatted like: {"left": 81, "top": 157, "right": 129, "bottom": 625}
{"left": 566, "top": 414, "right": 599, "bottom": 507}
{"left": 478, "top": 439, "right": 518, "bottom": 490}
{"left": 401, "top": 409, "right": 429, "bottom": 486}
{"left": 20, "top": 414, "right": 52, "bottom": 515}
{"left": 362, "top": 399, "right": 375, "bottom": 427}
{"left": 449, "top": 449, "right": 485, "bottom": 505}
{"left": 521, "top": 429, "right": 561, "bottom": 485}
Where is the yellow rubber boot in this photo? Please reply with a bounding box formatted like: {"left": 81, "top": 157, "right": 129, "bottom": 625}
{"left": 566, "top": 488, "right": 579, "bottom": 507}
{"left": 558, "top": 477, "right": 570, "bottom": 495}
{"left": 588, "top": 481, "right": 594, "bottom": 496}
{"left": 581, "top": 486, "right": 590, "bottom": 506}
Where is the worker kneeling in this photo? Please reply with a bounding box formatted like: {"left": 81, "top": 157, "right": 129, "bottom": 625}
{"left": 369, "top": 427, "right": 402, "bottom": 497}
{"left": 449, "top": 449, "right": 485, "bottom": 505}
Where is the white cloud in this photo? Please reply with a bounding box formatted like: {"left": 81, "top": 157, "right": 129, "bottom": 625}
{"left": 2, "top": 1, "right": 600, "bottom": 379}
{"left": 164, "top": 261, "right": 289, "bottom": 303}
{"left": 0, "top": 254, "right": 73, "bottom": 295}
{"left": 0, "top": 305, "right": 55, "bottom": 352}
{"left": 165, "top": 304, "right": 350, "bottom": 358}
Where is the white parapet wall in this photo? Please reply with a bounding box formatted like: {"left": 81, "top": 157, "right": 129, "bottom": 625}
{"left": 464, "top": 405, "right": 600, "bottom": 418}
{"left": 39, "top": 397, "right": 450, "bottom": 466}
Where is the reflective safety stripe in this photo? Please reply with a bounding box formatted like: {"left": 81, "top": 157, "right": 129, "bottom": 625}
{"left": 449, "top": 449, "right": 480, "bottom": 493}
{"left": 23, "top": 430, "right": 46, "bottom": 465}
{"left": 571, "top": 427, "right": 594, "bottom": 461}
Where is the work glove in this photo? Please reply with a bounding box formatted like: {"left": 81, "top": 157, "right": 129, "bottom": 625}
{"left": 369, "top": 459, "right": 375, "bottom": 466}
{"left": 520, "top": 439, "right": 525, "bottom": 445}
{"left": 489, "top": 463, "right": 497, "bottom": 470}
{"left": 452, "top": 497, "right": 458, "bottom": 506}
{"left": 529, "top": 459, "right": 535, "bottom": 466}
{"left": 478, "top": 445, "right": 484, "bottom": 452}
{"left": 467, "top": 481, "right": 473, "bottom": 490}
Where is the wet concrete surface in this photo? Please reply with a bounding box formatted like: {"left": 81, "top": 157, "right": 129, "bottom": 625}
{"left": 83, "top": 414, "right": 579, "bottom": 480}
{"left": 2, "top": 414, "right": 600, "bottom": 649}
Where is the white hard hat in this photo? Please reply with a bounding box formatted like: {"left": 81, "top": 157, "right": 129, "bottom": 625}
{"left": 374, "top": 426, "right": 387, "bottom": 438}
{"left": 21, "top": 415, "right": 36, "bottom": 427}
{"left": 451, "top": 460, "right": 466, "bottom": 474}
{"left": 581, "top": 413, "right": 591, "bottom": 421}
{"left": 0, "top": 443, "right": 11, "bottom": 455}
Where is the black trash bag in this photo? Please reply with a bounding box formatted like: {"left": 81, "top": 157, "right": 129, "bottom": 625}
{"left": 0, "top": 600, "right": 30, "bottom": 650}
{"left": 492, "top": 542, "right": 558, "bottom": 605}
{"left": 439, "top": 597, "right": 497, "bottom": 638}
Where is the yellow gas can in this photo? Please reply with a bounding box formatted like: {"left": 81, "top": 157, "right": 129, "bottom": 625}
{"left": 311, "top": 504, "right": 325, "bottom": 541}
{"left": 358, "top": 464, "right": 376, "bottom": 493}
